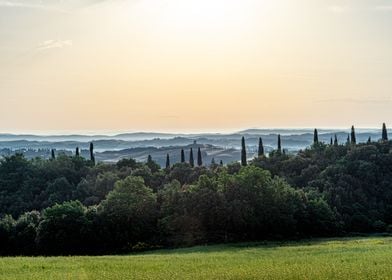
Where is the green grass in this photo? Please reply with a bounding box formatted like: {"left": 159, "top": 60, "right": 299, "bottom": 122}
{"left": 1, "top": 237, "right": 392, "bottom": 280}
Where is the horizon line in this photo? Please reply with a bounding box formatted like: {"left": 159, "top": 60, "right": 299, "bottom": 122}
{"left": 0, "top": 126, "right": 387, "bottom": 137}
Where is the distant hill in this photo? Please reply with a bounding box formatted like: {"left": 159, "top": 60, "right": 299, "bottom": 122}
{"left": 0, "top": 128, "right": 388, "bottom": 165}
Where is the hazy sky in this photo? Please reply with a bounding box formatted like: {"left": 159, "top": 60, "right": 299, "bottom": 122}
{"left": 1, "top": 0, "right": 392, "bottom": 133}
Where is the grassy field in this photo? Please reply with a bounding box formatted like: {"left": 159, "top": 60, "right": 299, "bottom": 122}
{"left": 1, "top": 237, "right": 392, "bottom": 280}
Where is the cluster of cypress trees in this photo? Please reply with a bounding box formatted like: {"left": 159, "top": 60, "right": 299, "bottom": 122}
{"left": 51, "top": 142, "right": 95, "bottom": 164}
{"left": 162, "top": 146, "right": 204, "bottom": 169}
{"left": 62, "top": 124, "right": 389, "bottom": 169}
{"left": 240, "top": 123, "right": 389, "bottom": 166}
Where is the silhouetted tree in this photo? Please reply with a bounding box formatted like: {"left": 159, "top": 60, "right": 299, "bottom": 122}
{"left": 75, "top": 147, "right": 80, "bottom": 157}
{"left": 334, "top": 134, "right": 338, "bottom": 146}
{"left": 181, "top": 149, "right": 185, "bottom": 163}
{"left": 241, "top": 137, "right": 247, "bottom": 166}
{"left": 51, "top": 149, "right": 55, "bottom": 160}
{"left": 189, "top": 148, "right": 194, "bottom": 167}
{"left": 351, "top": 126, "right": 356, "bottom": 144}
{"left": 382, "top": 123, "right": 388, "bottom": 141}
{"left": 314, "top": 129, "right": 319, "bottom": 144}
{"left": 90, "top": 142, "right": 95, "bottom": 164}
{"left": 346, "top": 134, "right": 350, "bottom": 145}
{"left": 330, "top": 137, "right": 333, "bottom": 145}
{"left": 147, "top": 155, "right": 152, "bottom": 163}
{"left": 220, "top": 160, "right": 223, "bottom": 166}
{"left": 278, "top": 134, "right": 282, "bottom": 153}
{"left": 197, "top": 148, "right": 202, "bottom": 166}
{"left": 258, "top": 138, "right": 264, "bottom": 157}
{"left": 166, "top": 154, "right": 170, "bottom": 169}
{"left": 367, "top": 136, "right": 372, "bottom": 144}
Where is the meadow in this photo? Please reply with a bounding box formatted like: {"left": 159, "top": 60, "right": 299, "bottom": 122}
{"left": 1, "top": 237, "right": 391, "bottom": 280}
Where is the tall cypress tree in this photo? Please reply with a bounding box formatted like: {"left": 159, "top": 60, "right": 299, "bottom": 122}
{"left": 313, "top": 129, "right": 319, "bottom": 144}
{"left": 351, "top": 125, "right": 356, "bottom": 144}
{"left": 277, "top": 134, "right": 282, "bottom": 153}
{"left": 330, "top": 137, "right": 333, "bottom": 145}
{"left": 334, "top": 134, "right": 338, "bottom": 146}
{"left": 166, "top": 154, "right": 170, "bottom": 169}
{"left": 189, "top": 148, "right": 194, "bottom": 167}
{"left": 220, "top": 160, "right": 223, "bottom": 166}
{"left": 382, "top": 123, "right": 388, "bottom": 141}
{"left": 147, "top": 154, "right": 152, "bottom": 163}
{"left": 241, "top": 136, "right": 247, "bottom": 166}
{"left": 181, "top": 149, "right": 185, "bottom": 163}
{"left": 90, "top": 142, "right": 95, "bottom": 164}
{"left": 197, "top": 147, "right": 202, "bottom": 166}
{"left": 367, "top": 136, "right": 372, "bottom": 144}
{"left": 346, "top": 134, "right": 350, "bottom": 145}
{"left": 51, "top": 149, "right": 55, "bottom": 160}
{"left": 258, "top": 137, "right": 264, "bottom": 157}
{"left": 76, "top": 147, "right": 80, "bottom": 157}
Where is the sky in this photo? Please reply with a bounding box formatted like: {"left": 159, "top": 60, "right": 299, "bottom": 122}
{"left": 0, "top": 0, "right": 392, "bottom": 134}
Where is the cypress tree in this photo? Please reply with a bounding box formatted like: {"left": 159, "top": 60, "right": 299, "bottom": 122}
{"left": 220, "top": 160, "right": 223, "bottom": 166}
{"left": 258, "top": 137, "right": 264, "bottom": 157}
{"left": 166, "top": 154, "right": 170, "bottom": 169}
{"left": 197, "top": 147, "right": 202, "bottom": 166}
{"left": 76, "top": 147, "right": 80, "bottom": 157}
{"left": 334, "top": 134, "right": 338, "bottom": 146}
{"left": 351, "top": 125, "right": 356, "bottom": 144}
{"left": 277, "top": 134, "right": 282, "bottom": 153}
{"left": 181, "top": 149, "right": 185, "bottom": 163}
{"left": 189, "top": 148, "right": 194, "bottom": 167}
{"left": 367, "top": 136, "right": 372, "bottom": 144}
{"left": 330, "top": 137, "right": 333, "bottom": 145}
{"left": 147, "top": 154, "right": 152, "bottom": 163}
{"left": 241, "top": 136, "right": 247, "bottom": 166}
{"left": 313, "top": 129, "right": 319, "bottom": 144}
{"left": 346, "top": 134, "right": 350, "bottom": 145}
{"left": 51, "top": 149, "right": 55, "bottom": 160}
{"left": 90, "top": 142, "right": 95, "bottom": 164}
{"left": 382, "top": 123, "right": 388, "bottom": 141}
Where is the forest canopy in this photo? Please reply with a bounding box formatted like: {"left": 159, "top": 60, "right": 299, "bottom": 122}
{"left": 1, "top": 127, "right": 392, "bottom": 255}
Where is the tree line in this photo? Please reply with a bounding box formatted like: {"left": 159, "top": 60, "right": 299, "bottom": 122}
{"left": 0, "top": 123, "right": 391, "bottom": 255}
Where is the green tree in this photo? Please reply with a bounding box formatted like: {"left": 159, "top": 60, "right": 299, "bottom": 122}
{"left": 75, "top": 147, "right": 80, "bottom": 157}
{"left": 334, "top": 134, "right": 338, "bottom": 146}
{"left": 314, "top": 129, "right": 319, "bottom": 144}
{"left": 241, "top": 136, "right": 247, "bottom": 166}
{"left": 197, "top": 148, "right": 203, "bottom": 167}
{"left": 189, "top": 148, "right": 194, "bottom": 167}
{"left": 51, "top": 149, "right": 55, "bottom": 160}
{"left": 181, "top": 149, "right": 185, "bottom": 163}
{"left": 98, "top": 176, "right": 157, "bottom": 250}
{"left": 146, "top": 155, "right": 160, "bottom": 173}
{"left": 166, "top": 154, "right": 170, "bottom": 169}
{"left": 351, "top": 126, "right": 356, "bottom": 144}
{"left": 90, "top": 142, "right": 95, "bottom": 164}
{"left": 382, "top": 123, "right": 388, "bottom": 141}
{"left": 36, "top": 201, "right": 88, "bottom": 254}
{"left": 258, "top": 137, "right": 264, "bottom": 157}
{"left": 278, "top": 134, "right": 282, "bottom": 153}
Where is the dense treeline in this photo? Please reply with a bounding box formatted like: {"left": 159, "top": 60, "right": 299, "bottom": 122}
{"left": 1, "top": 125, "right": 392, "bottom": 255}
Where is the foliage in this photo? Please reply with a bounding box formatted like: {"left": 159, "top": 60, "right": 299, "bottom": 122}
{"left": 1, "top": 139, "right": 392, "bottom": 255}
